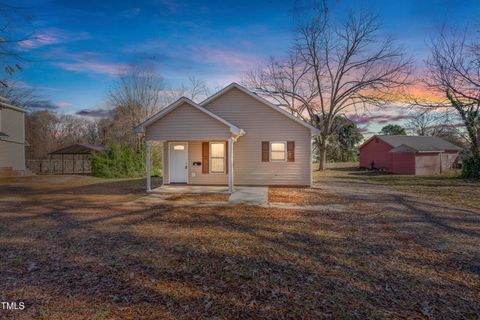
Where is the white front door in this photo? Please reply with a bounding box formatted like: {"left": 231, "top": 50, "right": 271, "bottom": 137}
{"left": 169, "top": 142, "right": 188, "bottom": 183}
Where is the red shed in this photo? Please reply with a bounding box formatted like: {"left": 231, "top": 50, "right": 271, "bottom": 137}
{"left": 359, "top": 135, "right": 461, "bottom": 175}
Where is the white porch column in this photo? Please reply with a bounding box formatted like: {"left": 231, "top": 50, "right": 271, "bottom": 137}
{"left": 146, "top": 140, "right": 152, "bottom": 192}
{"left": 161, "top": 141, "right": 165, "bottom": 186}
{"left": 228, "top": 137, "right": 234, "bottom": 193}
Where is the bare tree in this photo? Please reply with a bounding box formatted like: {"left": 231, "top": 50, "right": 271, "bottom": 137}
{"left": 245, "top": 1, "right": 411, "bottom": 170}
{"left": 25, "top": 110, "right": 102, "bottom": 159}
{"left": 0, "top": 79, "right": 37, "bottom": 107}
{"left": 0, "top": 4, "right": 32, "bottom": 85}
{"left": 84, "top": 119, "right": 101, "bottom": 144}
{"left": 25, "top": 110, "right": 59, "bottom": 159}
{"left": 406, "top": 109, "right": 454, "bottom": 136}
{"left": 105, "top": 67, "right": 165, "bottom": 149}
{"left": 411, "top": 26, "right": 480, "bottom": 174}
{"left": 179, "top": 75, "right": 210, "bottom": 101}
{"left": 246, "top": 54, "right": 318, "bottom": 120}
{"left": 163, "top": 75, "right": 211, "bottom": 103}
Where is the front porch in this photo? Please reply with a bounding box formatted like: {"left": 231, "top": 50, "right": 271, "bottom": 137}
{"left": 145, "top": 137, "right": 240, "bottom": 194}
{"left": 134, "top": 96, "right": 245, "bottom": 193}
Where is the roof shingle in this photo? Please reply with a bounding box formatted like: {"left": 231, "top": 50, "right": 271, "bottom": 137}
{"left": 375, "top": 135, "right": 461, "bottom": 152}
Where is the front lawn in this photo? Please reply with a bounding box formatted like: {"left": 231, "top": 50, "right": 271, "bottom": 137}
{"left": 268, "top": 186, "right": 347, "bottom": 205}
{"left": 0, "top": 175, "right": 478, "bottom": 319}
{"left": 317, "top": 163, "right": 480, "bottom": 211}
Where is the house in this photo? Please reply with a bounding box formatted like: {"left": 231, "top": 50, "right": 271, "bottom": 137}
{"left": 359, "top": 135, "right": 461, "bottom": 175}
{"left": 135, "top": 83, "right": 319, "bottom": 191}
{"left": 0, "top": 97, "right": 27, "bottom": 177}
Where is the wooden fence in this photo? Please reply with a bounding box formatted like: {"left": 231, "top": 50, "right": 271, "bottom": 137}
{"left": 26, "top": 157, "right": 92, "bottom": 175}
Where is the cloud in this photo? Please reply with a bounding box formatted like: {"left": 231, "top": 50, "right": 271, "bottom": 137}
{"left": 190, "top": 46, "right": 257, "bottom": 67}
{"left": 26, "top": 100, "right": 62, "bottom": 110}
{"left": 357, "top": 127, "right": 371, "bottom": 133}
{"left": 126, "top": 40, "right": 261, "bottom": 77}
{"left": 55, "top": 101, "right": 73, "bottom": 107}
{"left": 76, "top": 108, "right": 111, "bottom": 118}
{"left": 54, "top": 61, "right": 131, "bottom": 76}
{"left": 348, "top": 114, "right": 413, "bottom": 125}
{"left": 19, "top": 28, "right": 90, "bottom": 49}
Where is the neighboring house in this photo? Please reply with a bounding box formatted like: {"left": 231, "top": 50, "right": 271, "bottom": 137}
{"left": 135, "top": 82, "right": 319, "bottom": 191}
{"left": 0, "top": 96, "right": 27, "bottom": 177}
{"left": 359, "top": 135, "right": 461, "bottom": 175}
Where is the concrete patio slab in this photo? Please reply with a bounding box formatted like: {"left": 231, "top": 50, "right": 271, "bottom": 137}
{"left": 152, "top": 185, "right": 229, "bottom": 194}
{"left": 228, "top": 186, "right": 268, "bottom": 205}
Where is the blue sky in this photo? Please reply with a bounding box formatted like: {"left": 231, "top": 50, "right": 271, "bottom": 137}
{"left": 11, "top": 0, "right": 480, "bottom": 130}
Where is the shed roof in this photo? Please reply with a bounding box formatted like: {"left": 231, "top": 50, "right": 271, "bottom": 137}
{"left": 49, "top": 144, "right": 107, "bottom": 155}
{"left": 370, "top": 135, "right": 461, "bottom": 152}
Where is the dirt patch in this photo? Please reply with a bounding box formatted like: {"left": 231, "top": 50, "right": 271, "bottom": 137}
{"left": 269, "top": 187, "right": 346, "bottom": 205}
{"left": 164, "top": 193, "right": 229, "bottom": 202}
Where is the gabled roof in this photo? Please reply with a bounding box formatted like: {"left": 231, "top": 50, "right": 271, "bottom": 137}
{"left": 362, "top": 135, "right": 461, "bottom": 152}
{"left": 389, "top": 144, "right": 419, "bottom": 153}
{"left": 134, "top": 97, "right": 243, "bottom": 135}
{"left": 200, "top": 82, "right": 320, "bottom": 135}
{"left": 49, "top": 144, "right": 107, "bottom": 155}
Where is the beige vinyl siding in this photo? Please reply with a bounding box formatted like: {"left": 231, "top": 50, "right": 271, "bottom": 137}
{"left": 0, "top": 141, "right": 25, "bottom": 171}
{"left": 188, "top": 141, "right": 227, "bottom": 185}
{"left": 162, "top": 141, "right": 228, "bottom": 185}
{"left": 0, "top": 107, "right": 25, "bottom": 171}
{"left": 145, "top": 102, "right": 231, "bottom": 141}
{"left": 204, "top": 87, "right": 311, "bottom": 186}
{"left": 1, "top": 107, "right": 24, "bottom": 142}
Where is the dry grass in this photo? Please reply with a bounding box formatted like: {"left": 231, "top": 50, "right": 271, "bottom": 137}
{"left": 164, "top": 193, "right": 229, "bottom": 202}
{"left": 0, "top": 175, "right": 479, "bottom": 319}
{"left": 317, "top": 163, "right": 480, "bottom": 211}
{"left": 268, "top": 187, "right": 346, "bottom": 205}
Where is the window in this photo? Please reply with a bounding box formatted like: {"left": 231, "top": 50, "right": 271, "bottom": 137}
{"left": 173, "top": 145, "right": 185, "bottom": 151}
{"left": 210, "top": 142, "right": 225, "bottom": 173}
{"left": 270, "top": 142, "right": 286, "bottom": 161}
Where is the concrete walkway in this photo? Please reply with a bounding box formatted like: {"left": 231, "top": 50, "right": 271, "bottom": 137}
{"left": 229, "top": 186, "right": 268, "bottom": 205}
{"left": 152, "top": 185, "right": 229, "bottom": 194}
{"left": 151, "top": 185, "right": 269, "bottom": 205}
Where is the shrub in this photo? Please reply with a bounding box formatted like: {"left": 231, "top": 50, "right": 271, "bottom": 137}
{"left": 91, "top": 143, "right": 161, "bottom": 178}
{"left": 462, "top": 157, "right": 480, "bottom": 179}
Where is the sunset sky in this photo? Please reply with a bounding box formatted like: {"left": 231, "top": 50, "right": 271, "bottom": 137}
{"left": 10, "top": 0, "right": 480, "bottom": 135}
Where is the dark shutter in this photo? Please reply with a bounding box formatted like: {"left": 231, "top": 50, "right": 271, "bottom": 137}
{"left": 262, "top": 141, "right": 269, "bottom": 162}
{"left": 202, "top": 142, "right": 209, "bottom": 174}
{"left": 287, "top": 141, "right": 295, "bottom": 162}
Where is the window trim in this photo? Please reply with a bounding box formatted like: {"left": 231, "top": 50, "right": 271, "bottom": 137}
{"left": 270, "top": 141, "right": 287, "bottom": 162}
{"left": 209, "top": 141, "right": 226, "bottom": 174}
